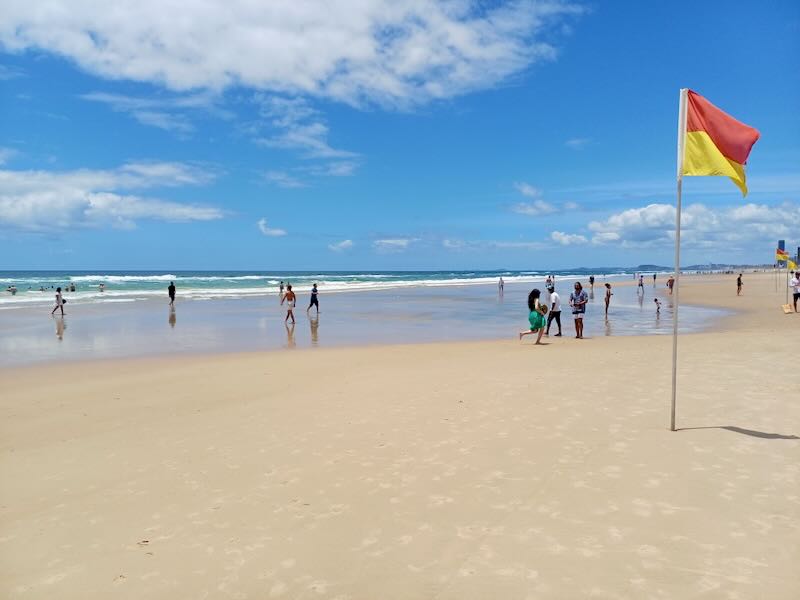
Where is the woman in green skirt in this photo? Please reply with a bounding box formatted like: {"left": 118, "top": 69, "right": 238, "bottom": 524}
{"left": 519, "top": 288, "right": 548, "bottom": 345}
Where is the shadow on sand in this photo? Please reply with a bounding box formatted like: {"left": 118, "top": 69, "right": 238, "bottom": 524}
{"left": 677, "top": 426, "right": 799, "bottom": 440}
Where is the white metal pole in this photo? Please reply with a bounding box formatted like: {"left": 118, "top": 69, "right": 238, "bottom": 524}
{"left": 671, "top": 88, "right": 688, "bottom": 432}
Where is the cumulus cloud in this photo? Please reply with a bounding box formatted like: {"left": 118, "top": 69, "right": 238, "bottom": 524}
{"left": 512, "top": 199, "right": 558, "bottom": 216}
{"left": 264, "top": 170, "right": 307, "bottom": 189}
{"left": 254, "top": 96, "right": 357, "bottom": 160}
{"left": 581, "top": 202, "right": 800, "bottom": 249}
{"left": 514, "top": 182, "right": 542, "bottom": 198}
{"left": 0, "top": 162, "right": 221, "bottom": 231}
{"left": 328, "top": 239, "right": 354, "bottom": 252}
{"left": 0, "top": 1, "right": 581, "bottom": 106}
{"left": 550, "top": 230, "right": 588, "bottom": 245}
{"left": 373, "top": 238, "right": 415, "bottom": 251}
{"left": 257, "top": 218, "right": 287, "bottom": 237}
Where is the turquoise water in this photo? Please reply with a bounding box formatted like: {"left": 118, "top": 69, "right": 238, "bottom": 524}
{"left": 0, "top": 269, "right": 651, "bottom": 309}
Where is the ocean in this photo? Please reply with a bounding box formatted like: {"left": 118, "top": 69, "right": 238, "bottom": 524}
{"left": 0, "top": 269, "right": 648, "bottom": 309}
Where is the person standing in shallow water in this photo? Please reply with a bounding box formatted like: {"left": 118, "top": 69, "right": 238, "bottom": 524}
{"left": 168, "top": 281, "right": 176, "bottom": 307}
{"left": 307, "top": 283, "right": 320, "bottom": 315}
{"left": 519, "top": 288, "right": 547, "bottom": 345}
{"left": 604, "top": 282, "right": 612, "bottom": 315}
{"left": 281, "top": 284, "right": 297, "bottom": 324}
{"left": 51, "top": 287, "right": 65, "bottom": 316}
{"left": 569, "top": 281, "right": 588, "bottom": 339}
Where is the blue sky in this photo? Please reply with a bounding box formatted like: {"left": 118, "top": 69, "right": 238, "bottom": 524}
{"left": 1, "top": 0, "right": 798, "bottom": 270}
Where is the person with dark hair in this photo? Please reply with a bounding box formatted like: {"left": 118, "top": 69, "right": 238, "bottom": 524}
{"left": 790, "top": 271, "right": 800, "bottom": 312}
{"left": 569, "top": 281, "right": 588, "bottom": 339}
{"left": 281, "top": 284, "right": 296, "bottom": 324}
{"left": 519, "top": 288, "right": 547, "bottom": 345}
{"left": 736, "top": 273, "right": 743, "bottom": 296}
{"left": 168, "top": 281, "right": 176, "bottom": 307}
{"left": 545, "top": 285, "right": 562, "bottom": 337}
{"left": 604, "top": 282, "right": 613, "bottom": 315}
{"left": 307, "top": 283, "right": 319, "bottom": 315}
{"left": 51, "top": 287, "right": 65, "bottom": 315}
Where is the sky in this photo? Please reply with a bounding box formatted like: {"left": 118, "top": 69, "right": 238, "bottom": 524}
{"left": 1, "top": 0, "right": 798, "bottom": 271}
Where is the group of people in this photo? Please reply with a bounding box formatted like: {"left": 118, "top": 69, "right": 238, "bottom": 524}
{"left": 278, "top": 282, "right": 319, "bottom": 324}
{"left": 519, "top": 281, "right": 589, "bottom": 344}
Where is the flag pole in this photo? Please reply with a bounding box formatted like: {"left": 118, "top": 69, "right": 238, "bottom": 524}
{"left": 671, "top": 88, "right": 688, "bottom": 432}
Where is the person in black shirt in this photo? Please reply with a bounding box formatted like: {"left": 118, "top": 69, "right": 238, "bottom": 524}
{"left": 168, "top": 281, "right": 176, "bottom": 306}
{"left": 307, "top": 283, "right": 319, "bottom": 315}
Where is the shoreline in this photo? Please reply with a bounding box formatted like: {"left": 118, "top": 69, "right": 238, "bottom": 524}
{"left": 1, "top": 274, "right": 734, "bottom": 369}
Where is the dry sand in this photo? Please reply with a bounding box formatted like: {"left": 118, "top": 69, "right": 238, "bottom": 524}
{"left": 1, "top": 272, "right": 798, "bottom": 599}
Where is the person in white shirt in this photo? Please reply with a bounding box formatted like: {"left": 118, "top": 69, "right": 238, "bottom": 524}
{"left": 791, "top": 271, "right": 800, "bottom": 313}
{"left": 51, "top": 286, "right": 65, "bottom": 316}
{"left": 545, "top": 285, "right": 562, "bottom": 337}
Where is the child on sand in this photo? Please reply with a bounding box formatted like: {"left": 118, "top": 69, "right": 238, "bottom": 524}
{"left": 654, "top": 298, "right": 662, "bottom": 314}
{"left": 519, "top": 288, "right": 548, "bottom": 345}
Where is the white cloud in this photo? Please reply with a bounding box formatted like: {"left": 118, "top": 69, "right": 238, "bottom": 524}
{"left": 373, "top": 238, "right": 414, "bottom": 251}
{"left": 257, "top": 218, "right": 287, "bottom": 237}
{"left": 512, "top": 199, "right": 557, "bottom": 216}
{"left": 565, "top": 137, "right": 590, "bottom": 149}
{"left": 550, "top": 230, "right": 588, "bottom": 245}
{"left": 0, "top": 147, "right": 19, "bottom": 165}
{"left": 328, "top": 239, "right": 354, "bottom": 252}
{"left": 254, "top": 96, "right": 357, "bottom": 159}
{"left": 563, "top": 201, "right": 580, "bottom": 210}
{"left": 581, "top": 201, "right": 800, "bottom": 249}
{"left": 514, "top": 182, "right": 542, "bottom": 198}
{"left": 0, "top": 2, "right": 581, "bottom": 106}
{"left": 442, "top": 239, "right": 465, "bottom": 249}
{"left": 0, "top": 162, "right": 221, "bottom": 232}
{"left": 81, "top": 91, "right": 231, "bottom": 134}
{"left": 264, "top": 170, "right": 307, "bottom": 189}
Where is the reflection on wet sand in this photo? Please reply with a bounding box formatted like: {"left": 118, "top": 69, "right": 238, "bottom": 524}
{"left": 309, "top": 316, "right": 319, "bottom": 346}
{"left": 54, "top": 316, "right": 66, "bottom": 341}
{"left": 604, "top": 317, "right": 612, "bottom": 337}
{"left": 285, "top": 322, "right": 296, "bottom": 349}
{"left": 169, "top": 307, "right": 176, "bottom": 328}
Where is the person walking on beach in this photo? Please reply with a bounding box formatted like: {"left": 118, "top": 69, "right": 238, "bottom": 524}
{"left": 569, "top": 281, "right": 588, "bottom": 339}
{"left": 168, "top": 281, "right": 176, "bottom": 307}
{"left": 519, "top": 288, "right": 547, "bottom": 344}
{"left": 279, "top": 281, "right": 285, "bottom": 295}
{"left": 736, "top": 273, "right": 743, "bottom": 296}
{"left": 498, "top": 277, "right": 504, "bottom": 294}
{"left": 638, "top": 275, "right": 645, "bottom": 294}
{"left": 589, "top": 275, "right": 595, "bottom": 290}
{"left": 281, "top": 284, "right": 296, "bottom": 324}
{"left": 545, "top": 285, "right": 562, "bottom": 337}
{"left": 604, "top": 282, "right": 612, "bottom": 315}
{"left": 667, "top": 276, "right": 675, "bottom": 295}
{"left": 51, "top": 287, "right": 65, "bottom": 316}
{"left": 790, "top": 271, "right": 800, "bottom": 312}
{"left": 653, "top": 273, "right": 657, "bottom": 286}
{"left": 307, "top": 283, "right": 320, "bottom": 315}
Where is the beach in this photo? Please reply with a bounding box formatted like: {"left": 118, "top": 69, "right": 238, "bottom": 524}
{"left": 1, "top": 272, "right": 798, "bottom": 599}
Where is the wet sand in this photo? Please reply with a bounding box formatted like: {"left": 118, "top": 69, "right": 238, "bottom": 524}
{"left": 0, "top": 272, "right": 798, "bottom": 599}
{"left": 0, "top": 275, "right": 727, "bottom": 367}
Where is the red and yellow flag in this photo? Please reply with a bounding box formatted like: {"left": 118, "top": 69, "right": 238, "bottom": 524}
{"left": 682, "top": 90, "right": 760, "bottom": 195}
{"left": 776, "top": 248, "right": 789, "bottom": 262}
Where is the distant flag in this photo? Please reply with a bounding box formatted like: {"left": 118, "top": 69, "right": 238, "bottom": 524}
{"left": 776, "top": 248, "right": 790, "bottom": 262}
{"left": 682, "top": 90, "right": 760, "bottom": 195}
{"left": 788, "top": 259, "right": 798, "bottom": 271}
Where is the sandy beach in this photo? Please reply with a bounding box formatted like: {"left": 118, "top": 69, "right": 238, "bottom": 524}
{"left": 1, "top": 272, "right": 798, "bottom": 599}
